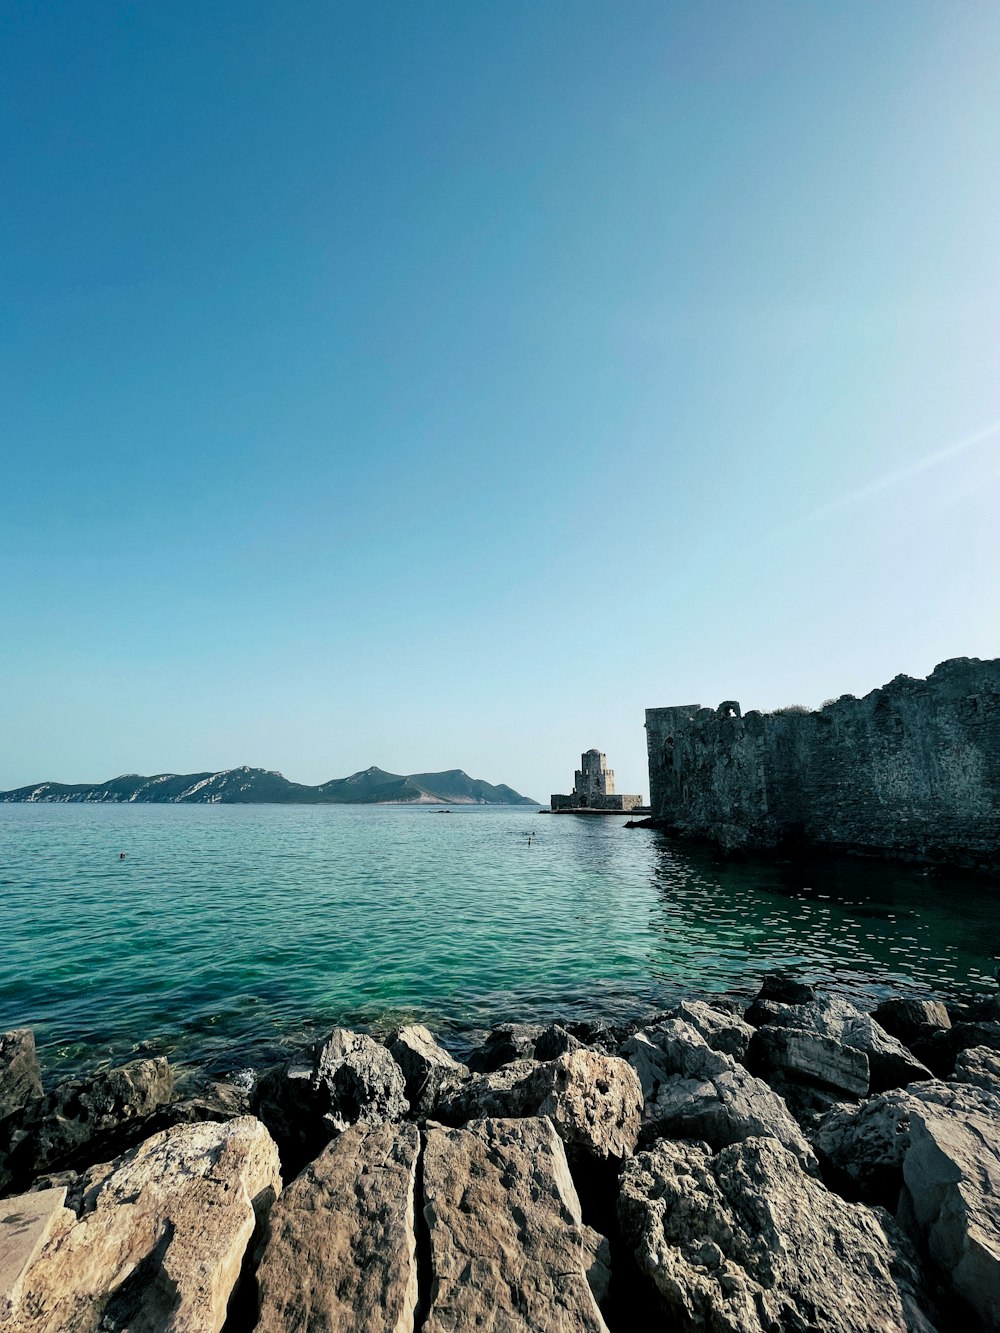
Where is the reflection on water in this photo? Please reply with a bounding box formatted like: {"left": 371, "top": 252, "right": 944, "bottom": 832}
{"left": 0, "top": 803, "right": 997, "bottom": 1079}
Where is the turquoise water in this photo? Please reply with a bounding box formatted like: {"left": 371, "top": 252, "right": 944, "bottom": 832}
{"left": 1, "top": 803, "right": 998, "bottom": 1081}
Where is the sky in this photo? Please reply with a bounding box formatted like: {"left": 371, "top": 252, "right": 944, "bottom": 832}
{"left": 2, "top": 1, "right": 999, "bottom": 802}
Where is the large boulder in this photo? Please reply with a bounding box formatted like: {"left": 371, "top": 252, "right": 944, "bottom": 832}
{"left": 387, "top": 1025, "right": 467, "bottom": 1116}
{"left": 918, "top": 1021, "right": 1000, "bottom": 1079}
{"left": 873, "top": 998, "right": 951, "bottom": 1046}
{"left": 840, "top": 1014, "right": 933, "bottom": 1094}
{"left": 750, "top": 1025, "right": 870, "bottom": 1098}
{"left": 5, "top": 1116, "right": 281, "bottom": 1332}
{"left": 534, "top": 1023, "right": 587, "bottom": 1061}
{"left": 953, "top": 1046, "right": 1000, "bottom": 1094}
{"left": 0, "top": 1031, "right": 42, "bottom": 1122}
{"left": 666, "top": 1000, "right": 754, "bottom": 1062}
{"left": 815, "top": 1089, "right": 926, "bottom": 1206}
{"left": 436, "top": 1050, "right": 642, "bottom": 1162}
{"left": 313, "top": 1029, "right": 410, "bottom": 1132}
{"left": 0, "top": 1186, "right": 75, "bottom": 1321}
{"left": 465, "top": 1022, "right": 544, "bottom": 1073}
{"left": 8, "top": 1058, "right": 175, "bottom": 1185}
{"left": 255, "top": 1028, "right": 409, "bottom": 1174}
{"left": 619, "top": 1134, "right": 937, "bottom": 1333}
{"left": 901, "top": 1084, "right": 1000, "bottom": 1329}
{"left": 621, "top": 1022, "right": 816, "bottom": 1172}
{"left": 747, "top": 994, "right": 930, "bottom": 1093}
{"left": 423, "top": 1117, "right": 610, "bottom": 1332}
{"left": 256, "top": 1122, "right": 419, "bottom": 1333}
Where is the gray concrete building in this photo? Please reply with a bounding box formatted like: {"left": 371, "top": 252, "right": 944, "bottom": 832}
{"left": 551, "top": 749, "right": 643, "bottom": 812}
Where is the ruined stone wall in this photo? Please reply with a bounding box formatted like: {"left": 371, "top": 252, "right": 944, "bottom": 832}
{"left": 645, "top": 658, "right": 1000, "bottom": 869}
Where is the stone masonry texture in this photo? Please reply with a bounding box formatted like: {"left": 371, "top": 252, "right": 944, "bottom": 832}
{"left": 645, "top": 658, "right": 1000, "bottom": 869}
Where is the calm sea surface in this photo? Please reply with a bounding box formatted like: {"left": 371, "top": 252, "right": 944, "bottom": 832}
{"left": 1, "top": 803, "right": 998, "bottom": 1081}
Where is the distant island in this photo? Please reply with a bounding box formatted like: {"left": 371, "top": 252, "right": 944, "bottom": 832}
{"left": 0, "top": 765, "right": 538, "bottom": 806}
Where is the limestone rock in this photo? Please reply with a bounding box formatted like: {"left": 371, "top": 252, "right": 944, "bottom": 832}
{"left": 668, "top": 1000, "right": 754, "bottom": 1061}
{"left": 313, "top": 1028, "right": 409, "bottom": 1132}
{"left": 256, "top": 1122, "right": 419, "bottom": 1333}
{"left": 953, "top": 1045, "right": 1000, "bottom": 1093}
{"left": 619, "top": 1134, "right": 936, "bottom": 1333}
{"left": 902, "top": 1084, "right": 1000, "bottom": 1329}
{"left": 840, "top": 1013, "right": 933, "bottom": 1093}
{"left": 0, "top": 1031, "right": 41, "bottom": 1123}
{"left": 0, "top": 1187, "right": 75, "bottom": 1321}
{"left": 434, "top": 1059, "right": 540, "bottom": 1121}
{"left": 815, "top": 1090, "right": 924, "bottom": 1205}
{"left": 466, "top": 1022, "right": 544, "bottom": 1073}
{"left": 438, "top": 1051, "right": 642, "bottom": 1161}
{"left": 423, "top": 1117, "right": 609, "bottom": 1332}
{"left": 256, "top": 1028, "right": 409, "bottom": 1174}
{"left": 8, "top": 1115, "right": 281, "bottom": 1332}
{"left": 387, "top": 1024, "right": 467, "bottom": 1116}
{"left": 26, "top": 1057, "right": 174, "bottom": 1176}
{"left": 534, "top": 1023, "right": 586, "bottom": 1061}
{"left": 530, "top": 1050, "right": 642, "bottom": 1161}
{"left": 750, "top": 1025, "right": 870, "bottom": 1098}
{"left": 746, "top": 993, "right": 928, "bottom": 1093}
{"left": 873, "top": 997, "right": 951, "bottom": 1044}
{"left": 621, "top": 1024, "right": 817, "bottom": 1172}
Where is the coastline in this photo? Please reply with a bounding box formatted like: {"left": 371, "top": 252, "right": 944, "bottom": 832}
{"left": 3, "top": 974, "right": 999, "bottom": 1330}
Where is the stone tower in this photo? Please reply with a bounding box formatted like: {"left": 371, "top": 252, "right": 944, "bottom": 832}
{"left": 550, "top": 748, "right": 642, "bottom": 812}
{"left": 574, "top": 749, "right": 616, "bottom": 799}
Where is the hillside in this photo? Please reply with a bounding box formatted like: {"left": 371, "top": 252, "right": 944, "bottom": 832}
{"left": 0, "top": 766, "right": 537, "bottom": 806}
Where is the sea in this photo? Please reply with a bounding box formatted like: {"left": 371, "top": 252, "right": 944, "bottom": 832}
{"left": 2, "top": 803, "right": 998, "bottom": 1083}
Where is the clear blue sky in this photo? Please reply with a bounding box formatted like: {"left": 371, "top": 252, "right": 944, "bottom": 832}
{"left": 2, "top": 2, "right": 999, "bottom": 801}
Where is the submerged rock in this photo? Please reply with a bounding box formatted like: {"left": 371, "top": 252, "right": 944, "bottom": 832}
{"left": 423, "top": 1116, "right": 610, "bottom": 1332}
{"left": 256, "top": 1121, "right": 419, "bottom": 1333}
{"left": 619, "top": 1134, "right": 937, "bottom": 1333}
{"left": 5, "top": 1115, "right": 281, "bottom": 1333}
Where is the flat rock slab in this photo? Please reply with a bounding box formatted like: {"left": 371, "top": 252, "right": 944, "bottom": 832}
{"left": 0, "top": 1188, "right": 74, "bottom": 1321}
{"left": 8, "top": 1115, "right": 281, "bottom": 1333}
{"left": 256, "top": 1121, "right": 419, "bottom": 1333}
{"left": 620, "top": 1135, "right": 936, "bottom": 1333}
{"left": 423, "top": 1117, "right": 609, "bottom": 1333}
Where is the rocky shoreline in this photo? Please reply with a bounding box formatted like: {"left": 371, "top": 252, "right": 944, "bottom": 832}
{"left": 1, "top": 977, "right": 999, "bottom": 1331}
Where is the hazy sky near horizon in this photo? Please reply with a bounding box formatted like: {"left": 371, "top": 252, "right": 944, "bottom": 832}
{"left": 2, "top": 2, "right": 999, "bottom": 801}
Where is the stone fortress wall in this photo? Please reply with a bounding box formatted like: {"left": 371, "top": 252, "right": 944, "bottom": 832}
{"left": 645, "top": 657, "right": 1000, "bottom": 869}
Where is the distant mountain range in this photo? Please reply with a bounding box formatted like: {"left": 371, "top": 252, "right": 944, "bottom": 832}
{"left": 0, "top": 766, "right": 537, "bottom": 806}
